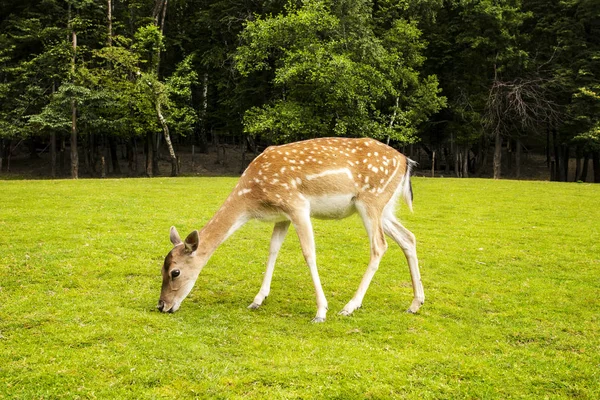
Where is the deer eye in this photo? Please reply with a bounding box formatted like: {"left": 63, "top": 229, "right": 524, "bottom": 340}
{"left": 171, "top": 269, "right": 181, "bottom": 279}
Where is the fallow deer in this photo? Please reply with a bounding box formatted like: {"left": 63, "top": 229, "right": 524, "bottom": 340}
{"left": 158, "top": 137, "right": 424, "bottom": 322}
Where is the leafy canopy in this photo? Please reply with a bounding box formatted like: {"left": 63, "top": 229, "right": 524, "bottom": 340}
{"left": 236, "top": 0, "right": 445, "bottom": 143}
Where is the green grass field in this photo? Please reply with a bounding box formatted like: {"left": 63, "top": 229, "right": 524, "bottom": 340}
{"left": 0, "top": 177, "right": 599, "bottom": 399}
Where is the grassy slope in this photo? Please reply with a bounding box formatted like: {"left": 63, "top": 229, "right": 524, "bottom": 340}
{"left": 0, "top": 177, "right": 598, "bottom": 399}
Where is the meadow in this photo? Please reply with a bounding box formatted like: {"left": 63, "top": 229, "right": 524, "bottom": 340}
{"left": 0, "top": 176, "right": 598, "bottom": 399}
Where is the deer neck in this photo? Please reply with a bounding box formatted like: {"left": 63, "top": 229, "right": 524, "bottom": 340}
{"left": 197, "top": 197, "right": 249, "bottom": 258}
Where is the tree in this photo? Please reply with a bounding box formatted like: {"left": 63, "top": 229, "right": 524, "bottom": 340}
{"left": 236, "top": 0, "right": 444, "bottom": 143}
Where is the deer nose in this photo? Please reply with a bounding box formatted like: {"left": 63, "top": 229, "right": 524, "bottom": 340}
{"left": 157, "top": 300, "right": 165, "bottom": 312}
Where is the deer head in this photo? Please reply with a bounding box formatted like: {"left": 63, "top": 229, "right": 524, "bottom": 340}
{"left": 157, "top": 226, "right": 204, "bottom": 313}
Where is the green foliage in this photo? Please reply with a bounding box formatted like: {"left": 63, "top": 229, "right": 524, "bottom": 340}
{"left": 165, "top": 55, "right": 199, "bottom": 137}
{"left": 1, "top": 177, "right": 599, "bottom": 397}
{"left": 1, "top": 0, "right": 599, "bottom": 174}
{"left": 134, "top": 24, "right": 164, "bottom": 69}
{"left": 236, "top": 0, "right": 445, "bottom": 143}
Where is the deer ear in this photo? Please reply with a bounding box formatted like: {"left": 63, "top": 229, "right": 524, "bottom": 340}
{"left": 184, "top": 230, "right": 200, "bottom": 253}
{"left": 170, "top": 226, "right": 182, "bottom": 246}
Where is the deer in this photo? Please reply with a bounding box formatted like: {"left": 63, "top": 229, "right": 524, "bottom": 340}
{"left": 157, "top": 137, "right": 424, "bottom": 322}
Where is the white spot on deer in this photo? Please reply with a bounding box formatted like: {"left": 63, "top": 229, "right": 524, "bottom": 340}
{"left": 372, "top": 167, "right": 379, "bottom": 173}
{"left": 368, "top": 153, "right": 372, "bottom": 157}
{"left": 364, "top": 176, "right": 370, "bottom": 184}
{"left": 363, "top": 159, "right": 368, "bottom": 163}
{"left": 306, "top": 168, "right": 353, "bottom": 181}
{"left": 271, "top": 179, "right": 279, "bottom": 184}
{"left": 280, "top": 167, "right": 286, "bottom": 173}
{"left": 374, "top": 152, "right": 379, "bottom": 156}
{"left": 351, "top": 149, "right": 357, "bottom": 153}
{"left": 296, "top": 177, "right": 302, "bottom": 185}
{"left": 238, "top": 188, "right": 252, "bottom": 196}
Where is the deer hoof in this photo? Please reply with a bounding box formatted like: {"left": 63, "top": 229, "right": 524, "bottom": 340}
{"left": 248, "top": 302, "right": 261, "bottom": 310}
{"left": 311, "top": 317, "right": 326, "bottom": 323}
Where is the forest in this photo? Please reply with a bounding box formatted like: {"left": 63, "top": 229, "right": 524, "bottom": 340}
{"left": 0, "top": 0, "right": 598, "bottom": 181}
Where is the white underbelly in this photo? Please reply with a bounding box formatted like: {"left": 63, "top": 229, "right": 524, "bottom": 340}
{"left": 308, "top": 194, "right": 356, "bottom": 219}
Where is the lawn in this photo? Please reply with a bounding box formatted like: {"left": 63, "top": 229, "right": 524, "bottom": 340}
{"left": 0, "top": 176, "right": 598, "bottom": 399}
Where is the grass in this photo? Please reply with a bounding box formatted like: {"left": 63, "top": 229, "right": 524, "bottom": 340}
{"left": 0, "top": 176, "right": 599, "bottom": 399}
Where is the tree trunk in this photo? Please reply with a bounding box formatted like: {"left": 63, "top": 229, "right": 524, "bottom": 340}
{"left": 151, "top": 131, "right": 160, "bottom": 175}
{"left": 153, "top": 0, "right": 168, "bottom": 76}
{"left": 493, "top": 131, "right": 502, "bottom": 179}
{"left": 473, "top": 137, "right": 486, "bottom": 176}
{"left": 107, "top": 0, "right": 112, "bottom": 46}
{"left": 563, "top": 145, "right": 569, "bottom": 182}
{"left": 71, "top": 100, "right": 79, "bottom": 179}
{"left": 70, "top": 30, "right": 78, "bottom": 179}
{"left": 145, "top": 131, "right": 153, "bottom": 177}
{"left": 155, "top": 102, "right": 177, "bottom": 176}
{"left": 546, "top": 127, "right": 551, "bottom": 168}
{"left": 515, "top": 138, "right": 522, "bottom": 179}
{"left": 0, "top": 139, "right": 4, "bottom": 173}
{"left": 127, "top": 138, "right": 136, "bottom": 174}
{"left": 581, "top": 152, "right": 590, "bottom": 182}
{"left": 83, "top": 133, "right": 91, "bottom": 175}
{"left": 506, "top": 140, "right": 513, "bottom": 176}
{"left": 552, "top": 128, "right": 562, "bottom": 181}
{"left": 454, "top": 147, "right": 460, "bottom": 178}
{"left": 3, "top": 139, "right": 11, "bottom": 173}
{"left": 593, "top": 151, "right": 600, "bottom": 183}
{"left": 443, "top": 147, "right": 450, "bottom": 174}
{"left": 108, "top": 135, "right": 121, "bottom": 174}
{"left": 574, "top": 146, "right": 582, "bottom": 182}
{"left": 60, "top": 135, "right": 66, "bottom": 174}
{"left": 50, "top": 133, "right": 56, "bottom": 178}
{"left": 197, "top": 72, "right": 209, "bottom": 153}
{"left": 462, "top": 145, "right": 469, "bottom": 178}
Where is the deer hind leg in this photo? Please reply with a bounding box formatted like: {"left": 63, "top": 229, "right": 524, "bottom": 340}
{"left": 382, "top": 213, "right": 424, "bottom": 313}
{"left": 289, "top": 210, "right": 328, "bottom": 323}
{"left": 340, "top": 202, "right": 388, "bottom": 316}
{"left": 248, "top": 220, "right": 291, "bottom": 310}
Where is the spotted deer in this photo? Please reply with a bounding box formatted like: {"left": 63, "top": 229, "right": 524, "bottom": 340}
{"left": 158, "top": 137, "right": 424, "bottom": 322}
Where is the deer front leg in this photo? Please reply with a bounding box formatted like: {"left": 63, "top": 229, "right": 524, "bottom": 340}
{"left": 340, "top": 204, "right": 387, "bottom": 316}
{"left": 383, "top": 215, "right": 424, "bottom": 313}
{"left": 248, "top": 220, "right": 290, "bottom": 309}
{"left": 289, "top": 210, "right": 328, "bottom": 323}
